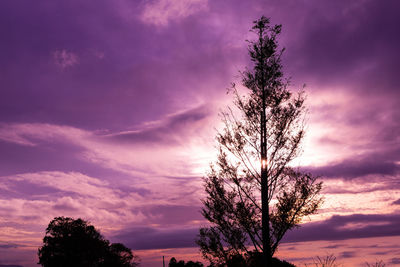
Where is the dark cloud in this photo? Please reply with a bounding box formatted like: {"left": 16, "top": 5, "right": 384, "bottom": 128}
{"left": 0, "top": 1, "right": 239, "bottom": 131}
{"left": 52, "top": 203, "right": 80, "bottom": 212}
{"left": 283, "top": 0, "right": 400, "bottom": 94}
{"left": 349, "top": 243, "right": 399, "bottom": 250}
{"left": 312, "top": 175, "right": 400, "bottom": 195}
{"left": 304, "top": 150, "right": 400, "bottom": 180}
{"left": 113, "top": 227, "right": 199, "bottom": 250}
{"left": 0, "top": 244, "right": 21, "bottom": 249}
{"left": 392, "top": 199, "right": 400, "bottom": 205}
{"left": 116, "top": 212, "right": 400, "bottom": 251}
{"left": 140, "top": 205, "right": 204, "bottom": 225}
{"left": 111, "top": 205, "right": 204, "bottom": 250}
{"left": 283, "top": 213, "right": 400, "bottom": 243}
{"left": 338, "top": 251, "right": 356, "bottom": 259}
{"left": 390, "top": 258, "right": 400, "bottom": 264}
{"left": 308, "top": 159, "right": 399, "bottom": 179}
{"left": 322, "top": 244, "right": 342, "bottom": 249}
{"left": 371, "top": 251, "right": 393, "bottom": 256}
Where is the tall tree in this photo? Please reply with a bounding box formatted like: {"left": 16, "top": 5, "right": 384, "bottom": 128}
{"left": 196, "top": 16, "right": 323, "bottom": 266}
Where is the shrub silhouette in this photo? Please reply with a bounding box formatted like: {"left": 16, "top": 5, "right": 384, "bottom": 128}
{"left": 169, "top": 257, "right": 204, "bottom": 267}
{"left": 203, "top": 251, "right": 295, "bottom": 267}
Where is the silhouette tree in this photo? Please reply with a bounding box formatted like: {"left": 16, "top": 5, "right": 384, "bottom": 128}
{"left": 104, "top": 243, "right": 140, "bottom": 267}
{"left": 196, "top": 16, "right": 323, "bottom": 266}
{"left": 38, "top": 217, "right": 139, "bottom": 267}
{"left": 169, "top": 257, "right": 204, "bottom": 267}
{"left": 223, "top": 252, "right": 295, "bottom": 267}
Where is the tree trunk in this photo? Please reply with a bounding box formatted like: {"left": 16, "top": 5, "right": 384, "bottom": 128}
{"left": 259, "top": 22, "right": 271, "bottom": 267}
{"left": 261, "top": 93, "right": 271, "bottom": 266}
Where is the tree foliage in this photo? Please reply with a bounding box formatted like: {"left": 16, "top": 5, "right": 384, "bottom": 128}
{"left": 38, "top": 217, "right": 139, "bottom": 267}
{"left": 196, "top": 16, "right": 323, "bottom": 266}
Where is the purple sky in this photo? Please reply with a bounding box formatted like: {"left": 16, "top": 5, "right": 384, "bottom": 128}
{"left": 1, "top": 0, "right": 400, "bottom": 266}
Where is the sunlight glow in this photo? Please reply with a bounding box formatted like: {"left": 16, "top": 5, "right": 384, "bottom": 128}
{"left": 262, "top": 159, "right": 267, "bottom": 169}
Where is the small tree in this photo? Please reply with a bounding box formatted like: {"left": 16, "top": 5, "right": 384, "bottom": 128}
{"left": 38, "top": 217, "right": 139, "bottom": 267}
{"left": 106, "top": 243, "right": 140, "bottom": 267}
{"left": 196, "top": 16, "right": 323, "bottom": 266}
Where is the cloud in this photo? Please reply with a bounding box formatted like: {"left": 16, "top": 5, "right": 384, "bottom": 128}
{"left": 106, "top": 105, "right": 211, "bottom": 145}
{"left": 392, "top": 199, "right": 400, "bottom": 205}
{"left": 283, "top": 213, "right": 400, "bottom": 243}
{"left": 0, "top": 123, "right": 87, "bottom": 147}
{"left": 0, "top": 105, "right": 215, "bottom": 179}
{"left": 0, "top": 110, "right": 213, "bottom": 249}
{"left": 140, "top": 0, "right": 208, "bottom": 26}
{"left": 117, "top": 212, "right": 400, "bottom": 251}
{"left": 0, "top": 171, "right": 147, "bottom": 229}
{"left": 339, "top": 251, "right": 356, "bottom": 259}
{"left": 0, "top": 243, "right": 21, "bottom": 249}
{"left": 284, "top": 0, "right": 400, "bottom": 94}
{"left": 390, "top": 258, "right": 400, "bottom": 264}
{"left": 304, "top": 154, "right": 400, "bottom": 179}
{"left": 0, "top": 171, "right": 206, "bottom": 266}
{"left": 113, "top": 226, "right": 199, "bottom": 250}
{"left": 321, "top": 244, "right": 341, "bottom": 249}
{"left": 2, "top": 171, "right": 110, "bottom": 198}
{"left": 140, "top": 205, "right": 204, "bottom": 225}
{"left": 53, "top": 49, "right": 79, "bottom": 69}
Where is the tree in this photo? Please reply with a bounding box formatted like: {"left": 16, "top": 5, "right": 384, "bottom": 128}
{"left": 169, "top": 257, "right": 204, "bottom": 267}
{"left": 105, "top": 243, "right": 140, "bottom": 267}
{"left": 196, "top": 16, "right": 323, "bottom": 266}
{"left": 38, "top": 217, "right": 139, "bottom": 267}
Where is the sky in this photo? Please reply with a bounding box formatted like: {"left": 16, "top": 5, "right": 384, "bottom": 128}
{"left": 0, "top": 0, "right": 399, "bottom": 266}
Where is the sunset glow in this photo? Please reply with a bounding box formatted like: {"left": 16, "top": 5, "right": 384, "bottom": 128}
{"left": 0, "top": 0, "right": 399, "bottom": 266}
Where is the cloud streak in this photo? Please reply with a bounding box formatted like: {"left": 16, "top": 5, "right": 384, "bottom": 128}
{"left": 283, "top": 213, "right": 400, "bottom": 243}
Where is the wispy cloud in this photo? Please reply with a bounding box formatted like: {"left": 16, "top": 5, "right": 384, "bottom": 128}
{"left": 52, "top": 49, "right": 79, "bottom": 69}
{"left": 140, "top": 0, "right": 208, "bottom": 26}
{"left": 0, "top": 105, "right": 214, "bottom": 180}
{"left": 0, "top": 171, "right": 146, "bottom": 229}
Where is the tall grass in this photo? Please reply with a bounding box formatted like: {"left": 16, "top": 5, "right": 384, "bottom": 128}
{"left": 305, "top": 254, "right": 386, "bottom": 267}
{"left": 305, "top": 254, "right": 341, "bottom": 267}
{"left": 365, "top": 261, "right": 386, "bottom": 267}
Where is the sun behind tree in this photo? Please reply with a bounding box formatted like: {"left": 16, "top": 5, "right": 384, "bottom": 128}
{"left": 196, "top": 16, "right": 323, "bottom": 266}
